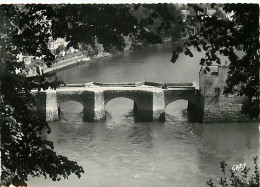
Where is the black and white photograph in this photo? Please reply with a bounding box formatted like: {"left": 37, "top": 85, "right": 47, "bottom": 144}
{"left": 0, "top": 2, "right": 259, "bottom": 187}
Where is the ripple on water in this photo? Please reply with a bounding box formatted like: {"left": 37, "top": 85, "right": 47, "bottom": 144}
{"left": 30, "top": 42, "right": 259, "bottom": 187}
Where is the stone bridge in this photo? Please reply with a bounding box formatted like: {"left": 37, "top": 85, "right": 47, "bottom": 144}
{"left": 33, "top": 81, "right": 204, "bottom": 122}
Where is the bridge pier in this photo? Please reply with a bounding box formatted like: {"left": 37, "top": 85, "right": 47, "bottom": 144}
{"left": 83, "top": 90, "right": 105, "bottom": 122}
{"left": 35, "top": 90, "right": 59, "bottom": 121}
{"left": 153, "top": 90, "right": 166, "bottom": 121}
{"left": 33, "top": 82, "right": 205, "bottom": 123}
{"left": 187, "top": 99, "right": 204, "bottom": 123}
{"left": 132, "top": 91, "right": 154, "bottom": 122}
{"left": 134, "top": 105, "right": 154, "bottom": 122}
{"left": 133, "top": 90, "right": 165, "bottom": 122}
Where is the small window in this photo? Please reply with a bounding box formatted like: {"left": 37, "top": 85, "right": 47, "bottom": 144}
{"left": 211, "top": 72, "right": 219, "bottom": 76}
{"left": 214, "top": 88, "right": 220, "bottom": 96}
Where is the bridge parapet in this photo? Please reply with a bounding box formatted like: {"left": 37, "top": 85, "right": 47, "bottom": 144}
{"left": 34, "top": 81, "right": 202, "bottom": 122}
{"left": 61, "top": 81, "right": 198, "bottom": 89}
{"left": 92, "top": 82, "right": 137, "bottom": 87}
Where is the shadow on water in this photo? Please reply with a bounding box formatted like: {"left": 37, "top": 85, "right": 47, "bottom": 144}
{"left": 31, "top": 42, "right": 260, "bottom": 187}
{"left": 59, "top": 101, "right": 84, "bottom": 122}
{"left": 56, "top": 42, "right": 202, "bottom": 84}
{"left": 35, "top": 94, "right": 260, "bottom": 187}
{"left": 165, "top": 100, "right": 189, "bottom": 122}
{"left": 188, "top": 121, "right": 260, "bottom": 183}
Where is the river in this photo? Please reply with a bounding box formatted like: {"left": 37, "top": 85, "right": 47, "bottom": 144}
{"left": 30, "top": 42, "right": 260, "bottom": 187}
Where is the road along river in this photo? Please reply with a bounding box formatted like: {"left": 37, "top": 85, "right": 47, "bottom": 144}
{"left": 29, "top": 42, "right": 260, "bottom": 187}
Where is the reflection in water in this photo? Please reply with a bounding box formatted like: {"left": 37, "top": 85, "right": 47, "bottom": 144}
{"left": 56, "top": 42, "right": 202, "bottom": 84}
{"left": 165, "top": 100, "right": 188, "bottom": 122}
{"left": 31, "top": 99, "right": 260, "bottom": 187}
{"left": 59, "top": 101, "right": 84, "bottom": 121}
{"left": 30, "top": 42, "right": 260, "bottom": 187}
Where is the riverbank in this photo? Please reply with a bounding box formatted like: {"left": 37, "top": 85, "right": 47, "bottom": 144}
{"left": 26, "top": 52, "right": 112, "bottom": 77}
{"left": 46, "top": 53, "right": 113, "bottom": 75}
{"left": 26, "top": 39, "right": 176, "bottom": 77}
{"left": 29, "top": 39, "right": 260, "bottom": 187}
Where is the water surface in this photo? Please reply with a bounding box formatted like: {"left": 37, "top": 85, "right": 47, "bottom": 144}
{"left": 30, "top": 42, "right": 259, "bottom": 187}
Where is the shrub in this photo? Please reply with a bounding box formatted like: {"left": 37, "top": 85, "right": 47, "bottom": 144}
{"left": 207, "top": 156, "right": 259, "bottom": 187}
{"left": 241, "top": 99, "right": 259, "bottom": 120}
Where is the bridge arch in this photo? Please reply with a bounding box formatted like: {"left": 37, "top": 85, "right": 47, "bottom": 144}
{"left": 164, "top": 99, "right": 189, "bottom": 121}
{"left": 165, "top": 98, "right": 196, "bottom": 108}
{"left": 164, "top": 98, "right": 203, "bottom": 123}
{"left": 34, "top": 84, "right": 204, "bottom": 123}
{"left": 163, "top": 90, "right": 203, "bottom": 123}
{"left": 56, "top": 93, "right": 86, "bottom": 107}
{"left": 164, "top": 90, "right": 199, "bottom": 107}
{"left": 56, "top": 90, "right": 98, "bottom": 122}
{"left": 104, "top": 90, "right": 154, "bottom": 121}
{"left": 104, "top": 91, "right": 140, "bottom": 106}
{"left": 105, "top": 97, "right": 135, "bottom": 120}
{"left": 58, "top": 100, "right": 84, "bottom": 120}
{"left": 104, "top": 95, "right": 146, "bottom": 121}
{"left": 105, "top": 97, "right": 135, "bottom": 108}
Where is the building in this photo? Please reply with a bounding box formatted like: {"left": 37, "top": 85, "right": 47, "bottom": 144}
{"left": 48, "top": 37, "right": 68, "bottom": 53}
{"left": 17, "top": 53, "right": 33, "bottom": 64}
{"left": 199, "top": 65, "right": 250, "bottom": 122}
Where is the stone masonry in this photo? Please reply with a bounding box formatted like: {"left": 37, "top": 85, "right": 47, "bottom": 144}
{"left": 33, "top": 65, "right": 256, "bottom": 123}
{"left": 33, "top": 82, "right": 203, "bottom": 122}
{"left": 199, "top": 65, "right": 252, "bottom": 122}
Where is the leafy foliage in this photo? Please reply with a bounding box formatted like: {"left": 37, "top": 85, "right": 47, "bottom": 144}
{"left": 0, "top": 5, "right": 84, "bottom": 185}
{"left": 206, "top": 156, "right": 259, "bottom": 187}
{"left": 52, "top": 4, "right": 165, "bottom": 52}
{"left": 172, "top": 4, "right": 259, "bottom": 117}
{"left": 131, "top": 4, "right": 183, "bottom": 39}
{"left": 0, "top": 4, "right": 183, "bottom": 185}
{"left": 241, "top": 99, "right": 259, "bottom": 120}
